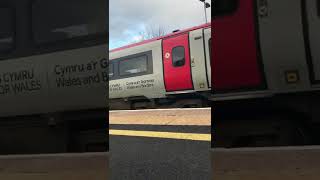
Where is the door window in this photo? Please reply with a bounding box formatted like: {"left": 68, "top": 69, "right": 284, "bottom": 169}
{"left": 172, "top": 46, "right": 185, "bottom": 67}
{"left": 213, "top": 0, "right": 238, "bottom": 17}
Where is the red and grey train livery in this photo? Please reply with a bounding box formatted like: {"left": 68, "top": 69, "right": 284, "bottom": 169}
{"left": 109, "top": 23, "right": 211, "bottom": 110}
{"left": 212, "top": 0, "right": 320, "bottom": 147}
{"left": 0, "top": 0, "right": 108, "bottom": 154}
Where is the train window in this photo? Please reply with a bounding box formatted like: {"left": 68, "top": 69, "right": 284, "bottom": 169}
{"left": 119, "top": 55, "right": 148, "bottom": 76}
{"left": 32, "top": 0, "right": 107, "bottom": 44}
{"left": 0, "top": 8, "right": 14, "bottom": 53}
{"left": 172, "top": 46, "right": 185, "bottom": 67}
{"left": 212, "top": 0, "right": 238, "bottom": 17}
{"left": 109, "top": 63, "right": 114, "bottom": 77}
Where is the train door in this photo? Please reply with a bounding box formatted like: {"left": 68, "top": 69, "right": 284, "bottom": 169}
{"left": 162, "top": 33, "right": 193, "bottom": 92}
{"left": 212, "top": 0, "right": 264, "bottom": 92}
{"left": 303, "top": 0, "right": 320, "bottom": 84}
{"left": 204, "top": 27, "right": 211, "bottom": 88}
{"left": 189, "top": 27, "right": 210, "bottom": 91}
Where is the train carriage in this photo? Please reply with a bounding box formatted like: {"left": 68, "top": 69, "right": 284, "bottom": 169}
{"left": 212, "top": 0, "right": 320, "bottom": 147}
{"left": 109, "top": 23, "right": 211, "bottom": 110}
{"left": 0, "top": 0, "right": 108, "bottom": 154}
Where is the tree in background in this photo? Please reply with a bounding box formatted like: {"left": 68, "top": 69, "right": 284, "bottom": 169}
{"left": 132, "top": 24, "right": 168, "bottom": 43}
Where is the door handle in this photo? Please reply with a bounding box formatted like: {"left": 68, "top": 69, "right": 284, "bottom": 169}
{"left": 258, "top": 0, "right": 269, "bottom": 18}
{"left": 191, "top": 58, "right": 195, "bottom": 67}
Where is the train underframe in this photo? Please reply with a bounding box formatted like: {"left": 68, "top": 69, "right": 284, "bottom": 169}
{"left": 213, "top": 91, "right": 320, "bottom": 148}
{"left": 0, "top": 109, "right": 108, "bottom": 155}
{"left": 109, "top": 92, "right": 212, "bottom": 110}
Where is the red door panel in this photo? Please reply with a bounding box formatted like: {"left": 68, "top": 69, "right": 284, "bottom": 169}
{"left": 162, "top": 33, "right": 193, "bottom": 92}
{"left": 212, "top": 0, "right": 263, "bottom": 91}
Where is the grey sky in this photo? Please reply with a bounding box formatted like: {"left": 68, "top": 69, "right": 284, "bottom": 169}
{"left": 109, "top": 0, "right": 211, "bottom": 49}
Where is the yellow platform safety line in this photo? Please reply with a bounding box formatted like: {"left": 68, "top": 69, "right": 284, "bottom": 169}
{"left": 109, "top": 129, "right": 211, "bottom": 142}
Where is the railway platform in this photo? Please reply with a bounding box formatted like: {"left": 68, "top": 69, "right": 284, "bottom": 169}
{"left": 212, "top": 146, "right": 320, "bottom": 180}
{"left": 0, "top": 152, "right": 109, "bottom": 180}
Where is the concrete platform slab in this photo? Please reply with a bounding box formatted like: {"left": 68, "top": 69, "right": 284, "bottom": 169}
{"left": 211, "top": 146, "right": 320, "bottom": 180}
{"left": 0, "top": 152, "right": 109, "bottom": 180}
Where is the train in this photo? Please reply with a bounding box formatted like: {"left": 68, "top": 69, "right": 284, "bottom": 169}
{"left": 0, "top": 0, "right": 108, "bottom": 154}
{"left": 212, "top": 0, "right": 320, "bottom": 148}
{"left": 109, "top": 23, "right": 212, "bottom": 110}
